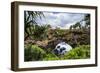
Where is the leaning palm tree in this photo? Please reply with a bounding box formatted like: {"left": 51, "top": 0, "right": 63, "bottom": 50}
{"left": 24, "top": 11, "right": 44, "bottom": 40}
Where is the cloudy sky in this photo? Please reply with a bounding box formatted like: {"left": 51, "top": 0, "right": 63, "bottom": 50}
{"left": 35, "top": 11, "right": 86, "bottom": 29}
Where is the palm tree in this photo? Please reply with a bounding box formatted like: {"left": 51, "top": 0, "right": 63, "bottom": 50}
{"left": 24, "top": 11, "right": 44, "bottom": 40}
{"left": 84, "top": 14, "right": 90, "bottom": 29}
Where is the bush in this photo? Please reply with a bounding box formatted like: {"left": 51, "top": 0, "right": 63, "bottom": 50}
{"left": 43, "top": 45, "right": 90, "bottom": 61}
{"left": 43, "top": 53, "right": 59, "bottom": 61}
{"left": 24, "top": 44, "right": 46, "bottom": 61}
{"left": 62, "top": 45, "right": 90, "bottom": 59}
{"left": 24, "top": 44, "right": 90, "bottom": 61}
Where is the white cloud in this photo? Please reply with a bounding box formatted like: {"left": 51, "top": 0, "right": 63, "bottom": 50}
{"left": 36, "top": 11, "right": 86, "bottom": 29}
{"left": 56, "top": 22, "right": 76, "bottom": 29}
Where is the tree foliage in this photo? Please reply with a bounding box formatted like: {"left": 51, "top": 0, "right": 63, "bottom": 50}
{"left": 24, "top": 11, "right": 44, "bottom": 40}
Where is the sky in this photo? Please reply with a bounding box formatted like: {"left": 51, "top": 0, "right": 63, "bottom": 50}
{"left": 35, "top": 11, "right": 87, "bottom": 29}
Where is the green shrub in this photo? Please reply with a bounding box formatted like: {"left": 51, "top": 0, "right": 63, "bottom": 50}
{"left": 25, "top": 44, "right": 90, "bottom": 61}
{"left": 62, "top": 45, "right": 90, "bottom": 59}
{"left": 24, "top": 44, "right": 46, "bottom": 61}
{"left": 43, "top": 53, "right": 59, "bottom": 61}
{"left": 43, "top": 45, "right": 90, "bottom": 61}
